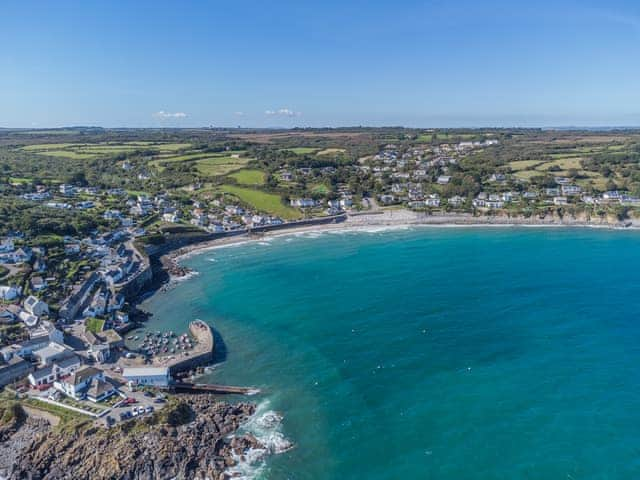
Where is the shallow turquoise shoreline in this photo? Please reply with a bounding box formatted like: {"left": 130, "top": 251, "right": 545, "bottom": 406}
{"left": 142, "top": 227, "right": 640, "bottom": 479}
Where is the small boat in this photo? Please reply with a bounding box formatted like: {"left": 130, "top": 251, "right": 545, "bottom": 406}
{"left": 127, "top": 336, "right": 134, "bottom": 340}
{"left": 133, "top": 336, "right": 139, "bottom": 340}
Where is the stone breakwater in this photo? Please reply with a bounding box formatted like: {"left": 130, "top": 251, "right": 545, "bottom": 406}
{"left": 5, "top": 396, "right": 269, "bottom": 480}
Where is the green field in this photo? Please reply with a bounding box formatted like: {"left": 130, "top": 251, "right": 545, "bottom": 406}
{"left": 214, "top": 185, "right": 301, "bottom": 219}
{"left": 156, "top": 152, "right": 216, "bottom": 162}
{"left": 21, "top": 142, "right": 192, "bottom": 160}
{"left": 85, "top": 317, "right": 105, "bottom": 334}
{"left": 22, "top": 143, "right": 80, "bottom": 151}
{"left": 311, "top": 183, "right": 330, "bottom": 194}
{"left": 280, "top": 147, "right": 318, "bottom": 155}
{"left": 316, "top": 148, "right": 346, "bottom": 156}
{"left": 228, "top": 169, "right": 265, "bottom": 185}
{"left": 508, "top": 160, "right": 544, "bottom": 171}
{"left": 9, "top": 177, "right": 33, "bottom": 184}
{"left": 535, "top": 157, "right": 584, "bottom": 171}
{"left": 35, "top": 150, "right": 98, "bottom": 160}
{"left": 195, "top": 157, "right": 249, "bottom": 176}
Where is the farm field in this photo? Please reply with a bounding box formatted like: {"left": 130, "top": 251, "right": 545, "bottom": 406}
{"left": 317, "top": 148, "right": 346, "bottom": 156}
{"left": 149, "top": 150, "right": 247, "bottom": 171}
{"left": 212, "top": 185, "right": 301, "bottom": 219}
{"left": 508, "top": 160, "right": 544, "bottom": 171}
{"left": 20, "top": 142, "right": 192, "bottom": 160}
{"left": 279, "top": 147, "right": 318, "bottom": 155}
{"left": 228, "top": 169, "right": 265, "bottom": 185}
{"left": 195, "top": 156, "right": 250, "bottom": 177}
{"left": 535, "top": 157, "right": 584, "bottom": 171}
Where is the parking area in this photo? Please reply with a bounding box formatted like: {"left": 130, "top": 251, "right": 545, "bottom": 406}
{"left": 98, "top": 389, "right": 166, "bottom": 428}
{"left": 27, "top": 381, "right": 167, "bottom": 428}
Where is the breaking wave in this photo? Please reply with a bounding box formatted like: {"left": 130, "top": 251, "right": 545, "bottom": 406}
{"left": 225, "top": 400, "right": 293, "bottom": 480}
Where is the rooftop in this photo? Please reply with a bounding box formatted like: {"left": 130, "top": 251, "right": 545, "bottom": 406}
{"left": 67, "top": 366, "right": 101, "bottom": 386}
{"left": 123, "top": 366, "right": 169, "bottom": 377}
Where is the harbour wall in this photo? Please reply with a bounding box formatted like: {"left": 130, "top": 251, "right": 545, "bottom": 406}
{"left": 167, "top": 320, "right": 215, "bottom": 377}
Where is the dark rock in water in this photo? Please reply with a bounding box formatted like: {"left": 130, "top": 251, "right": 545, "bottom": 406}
{"left": 5, "top": 395, "right": 261, "bottom": 480}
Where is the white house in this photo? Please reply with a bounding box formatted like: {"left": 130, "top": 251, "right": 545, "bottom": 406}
{"left": 0, "top": 239, "right": 14, "bottom": 254}
{"left": 28, "top": 354, "right": 82, "bottom": 387}
{"left": 30, "top": 277, "right": 47, "bottom": 292}
{"left": 123, "top": 366, "right": 171, "bottom": 387}
{"left": 448, "top": 196, "right": 464, "bottom": 207}
{"left": 24, "top": 296, "right": 49, "bottom": 317}
{"left": 28, "top": 366, "right": 57, "bottom": 387}
{"left": 59, "top": 184, "right": 76, "bottom": 195}
{"left": 19, "top": 311, "right": 39, "bottom": 327}
{"left": 561, "top": 185, "right": 581, "bottom": 196}
{"left": 86, "top": 377, "right": 116, "bottom": 402}
{"left": 54, "top": 366, "right": 104, "bottom": 400}
{"left": 0, "top": 286, "right": 20, "bottom": 301}
{"left": 32, "top": 342, "right": 72, "bottom": 367}
{"left": 339, "top": 198, "right": 353, "bottom": 208}
{"left": 290, "top": 198, "right": 316, "bottom": 208}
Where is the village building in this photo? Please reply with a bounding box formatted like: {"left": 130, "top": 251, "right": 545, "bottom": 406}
{"left": 54, "top": 366, "right": 105, "bottom": 400}
{"left": 448, "top": 196, "right": 465, "bottom": 207}
{"left": 123, "top": 367, "right": 171, "bottom": 387}
{"left": 0, "top": 356, "right": 34, "bottom": 387}
{"left": 290, "top": 198, "right": 316, "bottom": 208}
{"left": 24, "top": 296, "right": 49, "bottom": 317}
{"left": 0, "top": 285, "right": 20, "bottom": 301}
{"left": 86, "top": 377, "right": 117, "bottom": 402}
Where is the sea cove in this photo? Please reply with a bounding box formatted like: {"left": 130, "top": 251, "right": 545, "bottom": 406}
{"left": 140, "top": 227, "right": 640, "bottom": 479}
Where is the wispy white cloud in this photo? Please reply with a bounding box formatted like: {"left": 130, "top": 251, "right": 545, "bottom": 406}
{"left": 153, "top": 110, "right": 188, "bottom": 119}
{"left": 265, "top": 108, "right": 301, "bottom": 117}
{"left": 234, "top": 111, "right": 245, "bottom": 116}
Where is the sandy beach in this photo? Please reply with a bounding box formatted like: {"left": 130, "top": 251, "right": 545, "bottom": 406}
{"left": 162, "top": 210, "right": 640, "bottom": 277}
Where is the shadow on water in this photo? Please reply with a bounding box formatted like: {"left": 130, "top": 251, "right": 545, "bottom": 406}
{"left": 211, "top": 326, "right": 228, "bottom": 363}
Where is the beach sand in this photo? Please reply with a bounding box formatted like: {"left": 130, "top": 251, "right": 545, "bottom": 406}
{"left": 163, "top": 209, "right": 639, "bottom": 278}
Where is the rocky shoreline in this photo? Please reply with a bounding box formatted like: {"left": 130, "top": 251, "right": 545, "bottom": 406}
{"left": 2, "top": 395, "right": 279, "bottom": 480}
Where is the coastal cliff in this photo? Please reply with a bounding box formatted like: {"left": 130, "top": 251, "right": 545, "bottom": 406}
{"left": 4, "top": 396, "right": 266, "bottom": 480}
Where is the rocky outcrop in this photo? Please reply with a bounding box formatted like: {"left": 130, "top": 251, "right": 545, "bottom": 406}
{"left": 8, "top": 396, "right": 264, "bottom": 480}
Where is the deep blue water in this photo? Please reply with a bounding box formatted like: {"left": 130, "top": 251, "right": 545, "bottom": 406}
{"left": 139, "top": 227, "right": 640, "bottom": 479}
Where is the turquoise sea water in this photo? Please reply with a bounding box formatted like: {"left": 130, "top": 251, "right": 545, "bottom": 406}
{"left": 139, "top": 227, "right": 640, "bottom": 479}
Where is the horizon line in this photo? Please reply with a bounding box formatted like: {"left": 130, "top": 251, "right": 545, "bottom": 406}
{"left": 3, "top": 125, "right": 640, "bottom": 132}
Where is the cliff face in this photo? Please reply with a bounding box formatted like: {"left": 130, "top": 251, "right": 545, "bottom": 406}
{"left": 9, "top": 396, "right": 262, "bottom": 480}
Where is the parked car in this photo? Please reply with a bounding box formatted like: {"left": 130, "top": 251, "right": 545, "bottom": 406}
{"left": 145, "top": 406, "right": 154, "bottom": 414}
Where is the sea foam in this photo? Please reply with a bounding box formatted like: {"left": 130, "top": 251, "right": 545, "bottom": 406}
{"left": 225, "top": 400, "right": 293, "bottom": 479}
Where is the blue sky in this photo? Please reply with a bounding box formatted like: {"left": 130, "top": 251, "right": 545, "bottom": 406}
{"left": 2, "top": 0, "right": 640, "bottom": 128}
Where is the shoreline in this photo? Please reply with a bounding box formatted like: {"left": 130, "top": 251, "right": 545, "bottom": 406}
{"left": 159, "top": 211, "right": 640, "bottom": 277}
